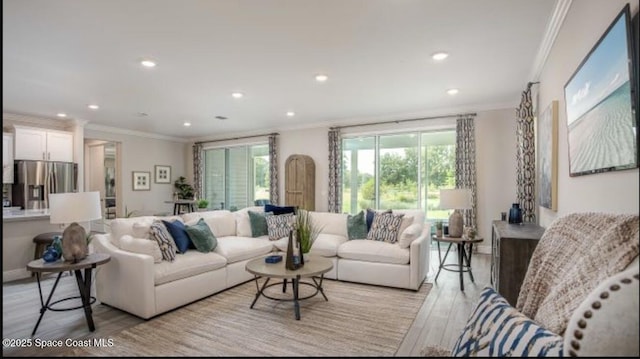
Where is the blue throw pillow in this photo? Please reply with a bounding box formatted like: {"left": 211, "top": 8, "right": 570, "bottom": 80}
{"left": 265, "top": 204, "right": 296, "bottom": 215}
{"left": 162, "top": 220, "right": 191, "bottom": 253}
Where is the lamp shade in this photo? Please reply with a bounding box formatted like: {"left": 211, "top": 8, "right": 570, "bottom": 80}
{"left": 439, "top": 188, "right": 472, "bottom": 210}
{"left": 49, "top": 191, "right": 102, "bottom": 224}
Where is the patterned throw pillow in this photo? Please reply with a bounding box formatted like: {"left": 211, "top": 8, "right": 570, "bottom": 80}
{"left": 347, "top": 210, "right": 367, "bottom": 240}
{"left": 451, "top": 287, "right": 563, "bottom": 357}
{"left": 149, "top": 220, "right": 177, "bottom": 261}
{"left": 366, "top": 211, "right": 404, "bottom": 242}
{"left": 366, "top": 208, "right": 391, "bottom": 232}
{"left": 265, "top": 213, "right": 295, "bottom": 241}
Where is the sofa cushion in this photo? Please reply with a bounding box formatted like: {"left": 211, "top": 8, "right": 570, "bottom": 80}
{"left": 149, "top": 221, "right": 177, "bottom": 261}
{"left": 185, "top": 218, "right": 218, "bottom": 253}
{"left": 201, "top": 212, "right": 237, "bottom": 238}
{"left": 163, "top": 220, "right": 191, "bottom": 254}
{"left": 366, "top": 211, "right": 404, "bottom": 242}
{"left": 120, "top": 235, "right": 162, "bottom": 263}
{"left": 393, "top": 209, "right": 425, "bottom": 228}
{"left": 110, "top": 216, "right": 156, "bottom": 247}
{"left": 338, "top": 239, "right": 409, "bottom": 265}
{"left": 154, "top": 251, "right": 227, "bottom": 286}
{"left": 398, "top": 223, "right": 423, "bottom": 249}
{"left": 214, "top": 236, "right": 274, "bottom": 264}
{"left": 347, "top": 211, "right": 367, "bottom": 240}
{"left": 451, "top": 287, "right": 563, "bottom": 357}
{"left": 309, "top": 233, "right": 348, "bottom": 257}
{"left": 132, "top": 222, "right": 152, "bottom": 239}
{"left": 181, "top": 209, "right": 231, "bottom": 223}
{"left": 248, "top": 211, "right": 269, "bottom": 237}
{"left": 265, "top": 213, "right": 295, "bottom": 241}
{"left": 396, "top": 215, "right": 414, "bottom": 242}
{"left": 309, "top": 211, "right": 348, "bottom": 237}
{"left": 233, "top": 206, "right": 265, "bottom": 237}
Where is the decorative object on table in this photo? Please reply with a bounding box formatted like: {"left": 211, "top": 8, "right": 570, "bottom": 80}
{"left": 464, "top": 226, "right": 477, "bottom": 240}
{"left": 42, "top": 246, "right": 60, "bottom": 262}
{"left": 174, "top": 176, "right": 195, "bottom": 199}
{"left": 285, "top": 229, "right": 303, "bottom": 270}
{"left": 295, "top": 208, "right": 322, "bottom": 260}
{"left": 435, "top": 220, "right": 443, "bottom": 238}
{"left": 48, "top": 191, "right": 102, "bottom": 263}
{"left": 508, "top": 203, "right": 523, "bottom": 224}
{"left": 196, "top": 199, "right": 209, "bottom": 211}
{"left": 154, "top": 165, "right": 171, "bottom": 184}
{"left": 564, "top": 4, "right": 638, "bottom": 177}
{"left": 264, "top": 255, "right": 283, "bottom": 264}
{"left": 439, "top": 188, "right": 472, "bottom": 237}
{"left": 501, "top": 212, "right": 507, "bottom": 221}
{"left": 132, "top": 171, "right": 151, "bottom": 191}
{"left": 538, "top": 100, "right": 559, "bottom": 211}
{"left": 51, "top": 235, "right": 63, "bottom": 259}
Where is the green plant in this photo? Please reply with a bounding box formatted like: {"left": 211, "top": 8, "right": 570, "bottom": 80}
{"left": 435, "top": 220, "right": 443, "bottom": 230}
{"left": 174, "top": 176, "right": 195, "bottom": 200}
{"left": 295, "top": 209, "right": 323, "bottom": 254}
{"left": 197, "top": 199, "right": 209, "bottom": 209}
{"left": 125, "top": 206, "right": 137, "bottom": 218}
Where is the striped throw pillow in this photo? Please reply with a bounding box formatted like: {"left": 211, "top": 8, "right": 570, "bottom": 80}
{"left": 451, "top": 287, "right": 563, "bottom": 357}
{"left": 366, "top": 212, "right": 404, "bottom": 242}
{"left": 149, "top": 220, "right": 177, "bottom": 261}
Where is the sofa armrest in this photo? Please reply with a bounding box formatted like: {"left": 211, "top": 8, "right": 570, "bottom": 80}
{"left": 93, "top": 234, "right": 157, "bottom": 319}
{"left": 409, "top": 224, "right": 431, "bottom": 290}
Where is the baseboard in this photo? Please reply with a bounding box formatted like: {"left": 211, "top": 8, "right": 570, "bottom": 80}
{"left": 3, "top": 268, "right": 30, "bottom": 283}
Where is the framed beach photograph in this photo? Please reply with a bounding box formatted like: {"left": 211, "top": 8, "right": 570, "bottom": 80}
{"left": 538, "top": 100, "right": 558, "bottom": 211}
{"left": 132, "top": 171, "right": 151, "bottom": 191}
{"left": 155, "top": 165, "right": 171, "bottom": 184}
{"left": 563, "top": 4, "right": 638, "bottom": 177}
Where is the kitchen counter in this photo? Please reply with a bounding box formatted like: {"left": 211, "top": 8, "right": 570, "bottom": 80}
{"left": 2, "top": 208, "right": 51, "bottom": 222}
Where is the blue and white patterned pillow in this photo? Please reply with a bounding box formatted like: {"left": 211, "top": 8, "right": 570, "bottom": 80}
{"left": 265, "top": 213, "right": 295, "bottom": 241}
{"left": 451, "top": 287, "right": 563, "bottom": 357}
{"left": 366, "top": 212, "right": 404, "bottom": 242}
{"left": 149, "top": 220, "right": 177, "bottom": 261}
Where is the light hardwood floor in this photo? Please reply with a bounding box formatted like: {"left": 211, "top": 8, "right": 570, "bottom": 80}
{"left": 2, "top": 248, "right": 490, "bottom": 357}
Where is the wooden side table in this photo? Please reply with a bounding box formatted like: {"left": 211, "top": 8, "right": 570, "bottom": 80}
{"left": 433, "top": 235, "right": 483, "bottom": 291}
{"left": 26, "top": 253, "right": 111, "bottom": 336}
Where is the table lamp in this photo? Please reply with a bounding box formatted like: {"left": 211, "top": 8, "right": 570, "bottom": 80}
{"left": 49, "top": 191, "right": 102, "bottom": 262}
{"left": 439, "top": 188, "right": 472, "bottom": 238}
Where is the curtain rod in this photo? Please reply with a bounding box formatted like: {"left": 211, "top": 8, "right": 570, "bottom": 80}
{"left": 195, "top": 132, "right": 279, "bottom": 145}
{"left": 329, "top": 112, "right": 477, "bottom": 130}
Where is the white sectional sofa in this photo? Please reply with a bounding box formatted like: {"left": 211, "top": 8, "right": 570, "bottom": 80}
{"left": 93, "top": 207, "right": 430, "bottom": 319}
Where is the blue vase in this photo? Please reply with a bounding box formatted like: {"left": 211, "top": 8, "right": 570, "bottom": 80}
{"left": 508, "top": 203, "right": 523, "bottom": 224}
{"left": 42, "top": 247, "right": 59, "bottom": 262}
{"left": 52, "top": 235, "right": 63, "bottom": 260}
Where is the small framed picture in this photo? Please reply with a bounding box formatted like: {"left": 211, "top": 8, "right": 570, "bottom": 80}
{"left": 154, "top": 165, "right": 171, "bottom": 184}
{"left": 132, "top": 171, "right": 151, "bottom": 191}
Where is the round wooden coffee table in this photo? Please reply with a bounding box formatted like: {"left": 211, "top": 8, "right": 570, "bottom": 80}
{"left": 246, "top": 255, "right": 333, "bottom": 320}
{"left": 26, "top": 252, "right": 111, "bottom": 336}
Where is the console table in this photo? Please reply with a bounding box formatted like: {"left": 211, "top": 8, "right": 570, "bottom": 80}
{"left": 491, "top": 220, "right": 545, "bottom": 306}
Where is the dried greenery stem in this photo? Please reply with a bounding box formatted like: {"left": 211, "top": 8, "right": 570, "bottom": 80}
{"left": 295, "top": 209, "right": 322, "bottom": 253}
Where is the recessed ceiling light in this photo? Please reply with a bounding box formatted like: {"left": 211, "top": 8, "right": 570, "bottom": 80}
{"left": 231, "top": 92, "right": 244, "bottom": 99}
{"left": 215, "top": 116, "right": 228, "bottom": 120}
{"left": 88, "top": 104, "right": 99, "bottom": 110}
{"left": 141, "top": 60, "right": 156, "bottom": 68}
{"left": 315, "top": 74, "right": 328, "bottom": 82}
{"left": 56, "top": 113, "right": 67, "bottom": 118}
{"left": 183, "top": 122, "right": 191, "bottom": 127}
{"left": 136, "top": 112, "right": 149, "bottom": 117}
{"left": 447, "top": 88, "right": 459, "bottom": 95}
{"left": 286, "top": 111, "right": 295, "bottom": 117}
{"left": 432, "top": 52, "right": 449, "bottom": 61}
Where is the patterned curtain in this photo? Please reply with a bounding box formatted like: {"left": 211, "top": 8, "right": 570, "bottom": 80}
{"left": 269, "top": 134, "right": 279, "bottom": 205}
{"left": 192, "top": 143, "right": 204, "bottom": 200}
{"left": 455, "top": 116, "right": 477, "bottom": 230}
{"left": 516, "top": 86, "right": 536, "bottom": 223}
{"left": 328, "top": 129, "right": 342, "bottom": 213}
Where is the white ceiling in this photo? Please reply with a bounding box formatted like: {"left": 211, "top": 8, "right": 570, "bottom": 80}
{"left": 3, "top": 0, "right": 557, "bottom": 139}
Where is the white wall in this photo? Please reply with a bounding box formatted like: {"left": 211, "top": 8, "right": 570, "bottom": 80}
{"left": 84, "top": 128, "right": 188, "bottom": 216}
{"left": 537, "top": 0, "right": 639, "bottom": 227}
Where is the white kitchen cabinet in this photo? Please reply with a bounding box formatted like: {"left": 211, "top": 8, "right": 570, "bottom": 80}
{"left": 13, "top": 126, "right": 73, "bottom": 162}
{"left": 3, "top": 133, "right": 14, "bottom": 183}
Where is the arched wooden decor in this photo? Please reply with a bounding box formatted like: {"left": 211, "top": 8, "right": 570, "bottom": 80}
{"left": 285, "top": 154, "right": 315, "bottom": 211}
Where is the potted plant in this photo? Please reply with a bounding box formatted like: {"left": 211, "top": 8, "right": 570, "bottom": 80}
{"left": 197, "top": 199, "right": 209, "bottom": 212}
{"left": 174, "top": 176, "right": 195, "bottom": 200}
{"left": 435, "top": 220, "right": 443, "bottom": 238}
{"left": 295, "top": 209, "right": 322, "bottom": 261}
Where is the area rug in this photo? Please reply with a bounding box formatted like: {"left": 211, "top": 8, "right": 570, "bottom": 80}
{"left": 73, "top": 279, "right": 431, "bottom": 356}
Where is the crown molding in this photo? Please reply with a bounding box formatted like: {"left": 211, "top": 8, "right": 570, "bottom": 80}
{"left": 2, "top": 112, "right": 72, "bottom": 131}
{"left": 529, "top": 0, "right": 573, "bottom": 81}
{"left": 85, "top": 123, "right": 188, "bottom": 143}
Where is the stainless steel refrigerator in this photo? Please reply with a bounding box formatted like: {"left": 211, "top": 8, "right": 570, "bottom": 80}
{"left": 12, "top": 160, "right": 77, "bottom": 209}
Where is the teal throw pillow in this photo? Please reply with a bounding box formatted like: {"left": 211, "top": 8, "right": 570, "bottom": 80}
{"left": 248, "top": 210, "right": 268, "bottom": 237}
{"left": 184, "top": 218, "right": 217, "bottom": 253}
{"left": 347, "top": 211, "right": 367, "bottom": 240}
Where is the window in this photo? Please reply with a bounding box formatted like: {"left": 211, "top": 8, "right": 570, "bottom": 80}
{"left": 203, "top": 144, "right": 269, "bottom": 211}
{"left": 342, "top": 130, "right": 455, "bottom": 222}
